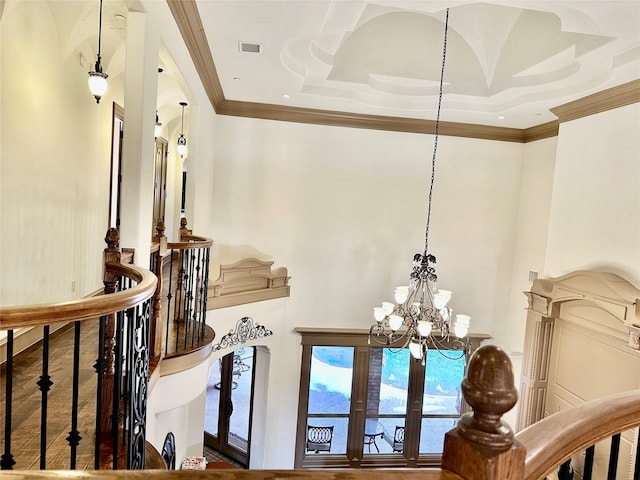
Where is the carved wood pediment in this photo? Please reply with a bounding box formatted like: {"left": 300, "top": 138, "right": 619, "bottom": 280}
{"left": 207, "top": 246, "right": 290, "bottom": 309}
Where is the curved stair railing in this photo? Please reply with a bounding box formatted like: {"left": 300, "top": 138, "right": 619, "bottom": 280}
{"left": 516, "top": 390, "right": 640, "bottom": 480}
{"left": 0, "top": 228, "right": 157, "bottom": 470}
{"left": 150, "top": 219, "right": 214, "bottom": 359}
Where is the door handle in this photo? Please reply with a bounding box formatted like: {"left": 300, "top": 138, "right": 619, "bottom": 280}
{"left": 224, "top": 397, "right": 234, "bottom": 417}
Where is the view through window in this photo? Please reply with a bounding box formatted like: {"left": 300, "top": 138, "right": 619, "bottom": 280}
{"left": 299, "top": 341, "right": 466, "bottom": 467}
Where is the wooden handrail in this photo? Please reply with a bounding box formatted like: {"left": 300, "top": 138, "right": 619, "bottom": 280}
{"left": 0, "top": 263, "right": 157, "bottom": 330}
{"left": 166, "top": 235, "right": 213, "bottom": 250}
{"left": 515, "top": 390, "right": 640, "bottom": 480}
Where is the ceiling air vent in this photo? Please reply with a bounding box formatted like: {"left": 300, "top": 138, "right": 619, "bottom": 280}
{"left": 239, "top": 42, "right": 262, "bottom": 53}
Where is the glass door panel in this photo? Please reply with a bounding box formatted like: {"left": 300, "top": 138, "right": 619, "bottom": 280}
{"left": 365, "top": 348, "right": 410, "bottom": 455}
{"left": 204, "top": 359, "right": 221, "bottom": 440}
{"left": 204, "top": 347, "right": 255, "bottom": 467}
{"left": 419, "top": 350, "right": 465, "bottom": 455}
{"left": 228, "top": 349, "right": 254, "bottom": 453}
{"left": 306, "top": 346, "right": 354, "bottom": 455}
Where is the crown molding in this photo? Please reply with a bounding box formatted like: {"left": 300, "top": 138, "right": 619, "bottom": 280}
{"left": 168, "top": 1, "right": 635, "bottom": 144}
{"left": 550, "top": 79, "right": 640, "bottom": 124}
{"left": 522, "top": 121, "right": 559, "bottom": 143}
{"left": 166, "top": 0, "right": 225, "bottom": 109}
{"left": 217, "top": 99, "right": 528, "bottom": 142}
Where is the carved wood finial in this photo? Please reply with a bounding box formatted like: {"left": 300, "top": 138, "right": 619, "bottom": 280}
{"left": 180, "top": 217, "right": 188, "bottom": 229}
{"left": 103, "top": 228, "right": 121, "bottom": 291}
{"left": 457, "top": 344, "right": 518, "bottom": 450}
{"left": 441, "top": 344, "right": 525, "bottom": 480}
{"left": 155, "top": 220, "right": 166, "bottom": 238}
{"left": 104, "top": 227, "right": 119, "bottom": 250}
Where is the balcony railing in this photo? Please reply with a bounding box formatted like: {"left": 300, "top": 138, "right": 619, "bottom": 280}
{"left": 150, "top": 219, "right": 214, "bottom": 359}
{"left": 0, "top": 228, "right": 157, "bottom": 470}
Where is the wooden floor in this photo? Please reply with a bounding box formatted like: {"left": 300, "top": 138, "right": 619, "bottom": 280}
{"left": 0, "top": 313, "right": 214, "bottom": 470}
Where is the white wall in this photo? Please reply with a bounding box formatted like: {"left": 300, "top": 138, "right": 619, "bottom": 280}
{"left": 501, "top": 136, "right": 558, "bottom": 355}
{"left": 208, "top": 116, "right": 526, "bottom": 336}
{"left": 0, "top": 1, "right": 118, "bottom": 305}
{"left": 192, "top": 115, "right": 543, "bottom": 466}
{"left": 545, "top": 103, "right": 640, "bottom": 285}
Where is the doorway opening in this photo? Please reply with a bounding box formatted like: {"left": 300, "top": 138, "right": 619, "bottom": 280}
{"left": 205, "top": 347, "right": 256, "bottom": 468}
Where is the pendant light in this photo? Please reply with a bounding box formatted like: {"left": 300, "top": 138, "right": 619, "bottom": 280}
{"left": 155, "top": 111, "right": 162, "bottom": 138}
{"left": 88, "top": 0, "right": 108, "bottom": 103}
{"left": 369, "top": 9, "right": 470, "bottom": 364}
{"left": 177, "top": 102, "right": 188, "bottom": 158}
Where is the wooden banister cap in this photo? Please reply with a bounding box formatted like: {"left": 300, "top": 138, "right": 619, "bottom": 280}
{"left": 441, "top": 345, "right": 525, "bottom": 480}
{"left": 458, "top": 344, "right": 518, "bottom": 450}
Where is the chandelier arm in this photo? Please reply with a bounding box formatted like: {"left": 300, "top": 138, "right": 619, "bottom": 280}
{"left": 423, "top": 8, "right": 449, "bottom": 257}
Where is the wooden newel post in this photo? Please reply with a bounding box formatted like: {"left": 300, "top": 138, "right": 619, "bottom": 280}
{"left": 150, "top": 221, "right": 167, "bottom": 358}
{"left": 179, "top": 217, "right": 192, "bottom": 239}
{"left": 441, "top": 345, "right": 525, "bottom": 480}
{"left": 100, "top": 228, "right": 121, "bottom": 436}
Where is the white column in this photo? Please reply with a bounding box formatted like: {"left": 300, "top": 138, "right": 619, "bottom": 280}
{"left": 119, "top": 10, "right": 160, "bottom": 266}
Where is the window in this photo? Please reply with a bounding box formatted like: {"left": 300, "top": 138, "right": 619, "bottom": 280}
{"left": 295, "top": 329, "right": 484, "bottom": 468}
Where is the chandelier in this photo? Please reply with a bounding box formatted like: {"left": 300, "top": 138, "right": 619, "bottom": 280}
{"left": 368, "top": 8, "right": 470, "bottom": 364}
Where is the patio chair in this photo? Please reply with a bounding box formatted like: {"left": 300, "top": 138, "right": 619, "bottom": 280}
{"left": 392, "top": 425, "right": 404, "bottom": 453}
{"left": 306, "top": 425, "right": 334, "bottom": 453}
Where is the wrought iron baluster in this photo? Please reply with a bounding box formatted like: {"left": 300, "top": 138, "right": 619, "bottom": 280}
{"left": 557, "top": 459, "right": 573, "bottom": 480}
{"left": 165, "top": 247, "right": 175, "bottom": 356}
{"left": 583, "top": 445, "right": 595, "bottom": 480}
{"left": 183, "top": 248, "right": 194, "bottom": 349}
{"left": 114, "top": 308, "right": 125, "bottom": 463}
{"left": 127, "top": 300, "right": 150, "bottom": 469}
{"left": 608, "top": 433, "right": 621, "bottom": 479}
{"left": 93, "top": 315, "right": 107, "bottom": 470}
{"left": 1, "top": 330, "right": 16, "bottom": 470}
{"left": 192, "top": 247, "right": 202, "bottom": 343}
{"left": 66, "top": 321, "right": 83, "bottom": 469}
{"left": 200, "top": 246, "right": 210, "bottom": 338}
{"left": 175, "top": 249, "right": 186, "bottom": 352}
{"left": 37, "top": 325, "right": 53, "bottom": 469}
{"left": 634, "top": 431, "right": 640, "bottom": 480}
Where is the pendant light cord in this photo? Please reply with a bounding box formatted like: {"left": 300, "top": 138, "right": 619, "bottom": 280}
{"left": 424, "top": 8, "right": 449, "bottom": 257}
{"left": 97, "top": 0, "right": 103, "bottom": 60}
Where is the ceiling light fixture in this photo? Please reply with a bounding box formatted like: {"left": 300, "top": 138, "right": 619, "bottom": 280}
{"left": 88, "top": 0, "right": 108, "bottom": 103}
{"left": 177, "top": 102, "right": 188, "bottom": 158}
{"left": 155, "top": 111, "right": 162, "bottom": 138}
{"left": 369, "top": 8, "right": 470, "bottom": 364}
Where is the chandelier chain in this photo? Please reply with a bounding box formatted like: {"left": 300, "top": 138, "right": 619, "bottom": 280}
{"left": 424, "top": 8, "right": 449, "bottom": 257}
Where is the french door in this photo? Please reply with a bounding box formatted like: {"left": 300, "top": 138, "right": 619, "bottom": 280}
{"left": 204, "top": 348, "right": 256, "bottom": 467}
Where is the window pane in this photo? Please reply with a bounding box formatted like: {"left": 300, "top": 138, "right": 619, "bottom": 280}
{"left": 308, "top": 346, "right": 354, "bottom": 414}
{"left": 420, "top": 417, "right": 457, "bottom": 454}
{"left": 423, "top": 350, "right": 464, "bottom": 415}
{"left": 305, "top": 417, "right": 348, "bottom": 455}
